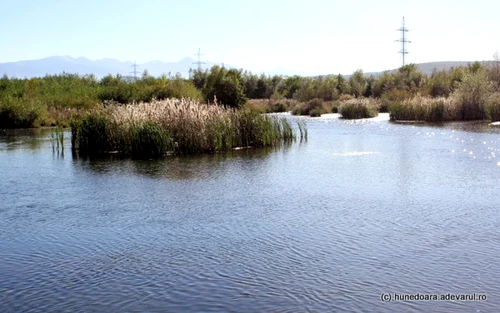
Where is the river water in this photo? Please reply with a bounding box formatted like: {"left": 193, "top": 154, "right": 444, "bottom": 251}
{"left": 1, "top": 113, "right": 500, "bottom": 312}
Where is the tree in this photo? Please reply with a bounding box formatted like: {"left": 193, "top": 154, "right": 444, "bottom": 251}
{"left": 349, "top": 70, "right": 366, "bottom": 97}
{"left": 336, "top": 74, "right": 350, "bottom": 95}
{"left": 489, "top": 51, "right": 500, "bottom": 91}
{"left": 203, "top": 66, "right": 247, "bottom": 107}
{"left": 454, "top": 68, "right": 493, "bottom": 120}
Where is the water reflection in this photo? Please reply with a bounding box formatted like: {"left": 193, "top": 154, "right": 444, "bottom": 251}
{"left": 71, "top": 146, "right": 281, "bottom": 180}
{"left": 395, "top": 119, "right": 500, "bottom": 134}
{"left": 0, "top": 128, "right": 53, "bottom": 151}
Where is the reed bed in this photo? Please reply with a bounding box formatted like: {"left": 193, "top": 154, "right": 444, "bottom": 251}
{"left": 71, "top": 98, "right": 304, "bottom": 158}
{"left": 339, "top": 98, "right": 379, "bottom": 119}
{"left": 389, "top": 96, "right": 461, "bottom": 122}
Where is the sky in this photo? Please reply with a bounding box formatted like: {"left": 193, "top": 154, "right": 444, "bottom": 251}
{"left": 1, "top": 0, "right": 500, "bottom": 75}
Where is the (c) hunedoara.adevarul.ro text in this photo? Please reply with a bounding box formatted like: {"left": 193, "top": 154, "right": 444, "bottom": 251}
{"left": 380, "top": 293, "right": 487, "bottom": 302}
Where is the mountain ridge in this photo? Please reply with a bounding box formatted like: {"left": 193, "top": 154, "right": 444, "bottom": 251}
{"left": 0, "top": 56, "right": 494, "bottom": 79}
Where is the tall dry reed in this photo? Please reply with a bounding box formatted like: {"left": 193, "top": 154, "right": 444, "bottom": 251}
{"left": 71, "top": 98, "right": 303, "bottom": 157}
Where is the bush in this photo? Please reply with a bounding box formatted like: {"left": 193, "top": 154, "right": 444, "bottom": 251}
{"left": 309, "top": 108, "right": 322, "bottom": 117}
{"left": 379, "top": 89, "right": 412, "bottom": 113}
{"left": 487, "top": 92, "right": 500, "bottom": 121}
{"left": 453, "top": 69, "right": 493, "bottom": 120}
{"left": 0, "top": 98, "right": 46, "bottom": 128}
{"left": 292, "top": 98, "right": 324, "bottom": 116}
{"left": 339, "top": 99, "right": 378, "bottom": 119}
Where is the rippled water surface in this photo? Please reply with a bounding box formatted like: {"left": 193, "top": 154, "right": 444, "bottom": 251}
{"left": 1, "top": 114, "right": 500, "bottom": 312}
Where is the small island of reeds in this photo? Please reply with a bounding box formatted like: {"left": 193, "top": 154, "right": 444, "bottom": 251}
{"left": 71, "top": 98, "right": 306, "bottom": 158}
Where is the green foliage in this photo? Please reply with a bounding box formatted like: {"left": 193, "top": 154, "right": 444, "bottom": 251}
{"left": 3, "top": 59, "right": 500, "bottom": 129}
{"left": 371, "top": 71, "right": 395, "bottom": 98}
{"left": 131, "top": 122, "right": 172, "bottom": 158}
{"left": 280, "top": 76, "right": 301, "bottom": 99}
{"left": 0, "top": 97, "right": 46, "bottom": 128}
{"left": 292, "top": 98, "right": 324, "bottom": 116}
{"left": 336, "top": 74, "right": 350, "bottom": 95}
{"left": 486, "top": 93, "right": 500, "bottom": 121}
{"left": 291, "top": 77, "right": 338, "bottom": 102}
{"left": 453, "top": 69, "right": 493, "bottom": 120}
{"left": 379, "top": 89, "right": 411, "bottom": 113}
{"left": 71, "top": 112, "right": 116, "bottom": 155}
{"left": 427, "top": 70, "right": 451, "bottom": 97}
{"left": 98, "top": 74, "right": 203, "bottom": 104}
{"left": 349, "top": 70, "right": 367, "bottom": 97}
{"left": 200, "top": 66, "right": 247, "bottom": 108}
{"left": 0, "top": 73, "right": 203, "bottom": 128}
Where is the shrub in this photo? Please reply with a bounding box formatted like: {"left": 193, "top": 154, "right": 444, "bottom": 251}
{"left": 292, "top": 98, "right": 324, "bottom": 116}
{"left": 0, "top": 98, "right": 46, "bottom": 128}
{"left": 453, "top": 69, "right": 493, "bottom": 120}
{"left": 309, "top": 108, "right": 322, "bottom": 117}
{"left": 268, "top": 101, "right": 287, "bottom": 113}
{"left": 339, "top": 98, "right": 378, "bottom": 119}
{"left": 487, "top": 92, "right": 500, "bottom": 121}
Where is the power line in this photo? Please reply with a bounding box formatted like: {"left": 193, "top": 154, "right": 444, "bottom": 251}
{"left": 193, "top": 48, "right": 206, "bottom": 71}
{"left": 395, "top": 17, "right": 411, "bottom": 66}
{"left": 130, "top": 62, "right": 140, "bottom": 81}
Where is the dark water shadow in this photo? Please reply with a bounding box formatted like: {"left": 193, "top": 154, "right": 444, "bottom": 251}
{"left": 0, "top": 128, "right": 54, "bottom": 151}
{"left": 71, "top": 145, "right": 286, "bottom": 181}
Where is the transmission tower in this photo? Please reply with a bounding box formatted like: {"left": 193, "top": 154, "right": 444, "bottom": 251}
{"left": 130, "top": 62, "right": 140, "bottom": 81}
{"left": 193, "top": 48, "right": 206, "bottom": 71}
{"left": 395, "top": 17, "right": 411, "bottom": 66}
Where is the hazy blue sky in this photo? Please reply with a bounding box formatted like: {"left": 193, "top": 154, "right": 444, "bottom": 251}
{"left": 1, "top": 0, "right": 499, "bottom": 75}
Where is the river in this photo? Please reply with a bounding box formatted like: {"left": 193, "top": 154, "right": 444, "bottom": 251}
{"left": 1, "top": 113, "right": 499, "bottom": 312}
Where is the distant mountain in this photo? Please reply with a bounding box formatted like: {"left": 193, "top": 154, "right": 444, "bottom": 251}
{"left": 0, "top": 56, "right": 306, "bottom": 79}
{"left": 0, "top": 56, "right": 494, "bottom": 79}
{"left": 0, "top": 56, "right": 237, "bottom": 79}
{"left": 413, "top": 61, "right": 493, "bottom": 75}
{"left": 361, "top": 61, "right": 494, "bottom": 77}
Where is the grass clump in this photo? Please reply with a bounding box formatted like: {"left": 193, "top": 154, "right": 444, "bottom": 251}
{"left": 339, "top": 98, "right": 378, "bottom": 119}
{"left": 131, "top": 121, "right": 172, "bottom": 158}
{"left": 71, "top": 112, "right": 117, "bottom": 155}
{"left": 71, "top": 98, "right": 304, "bottom": 158}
